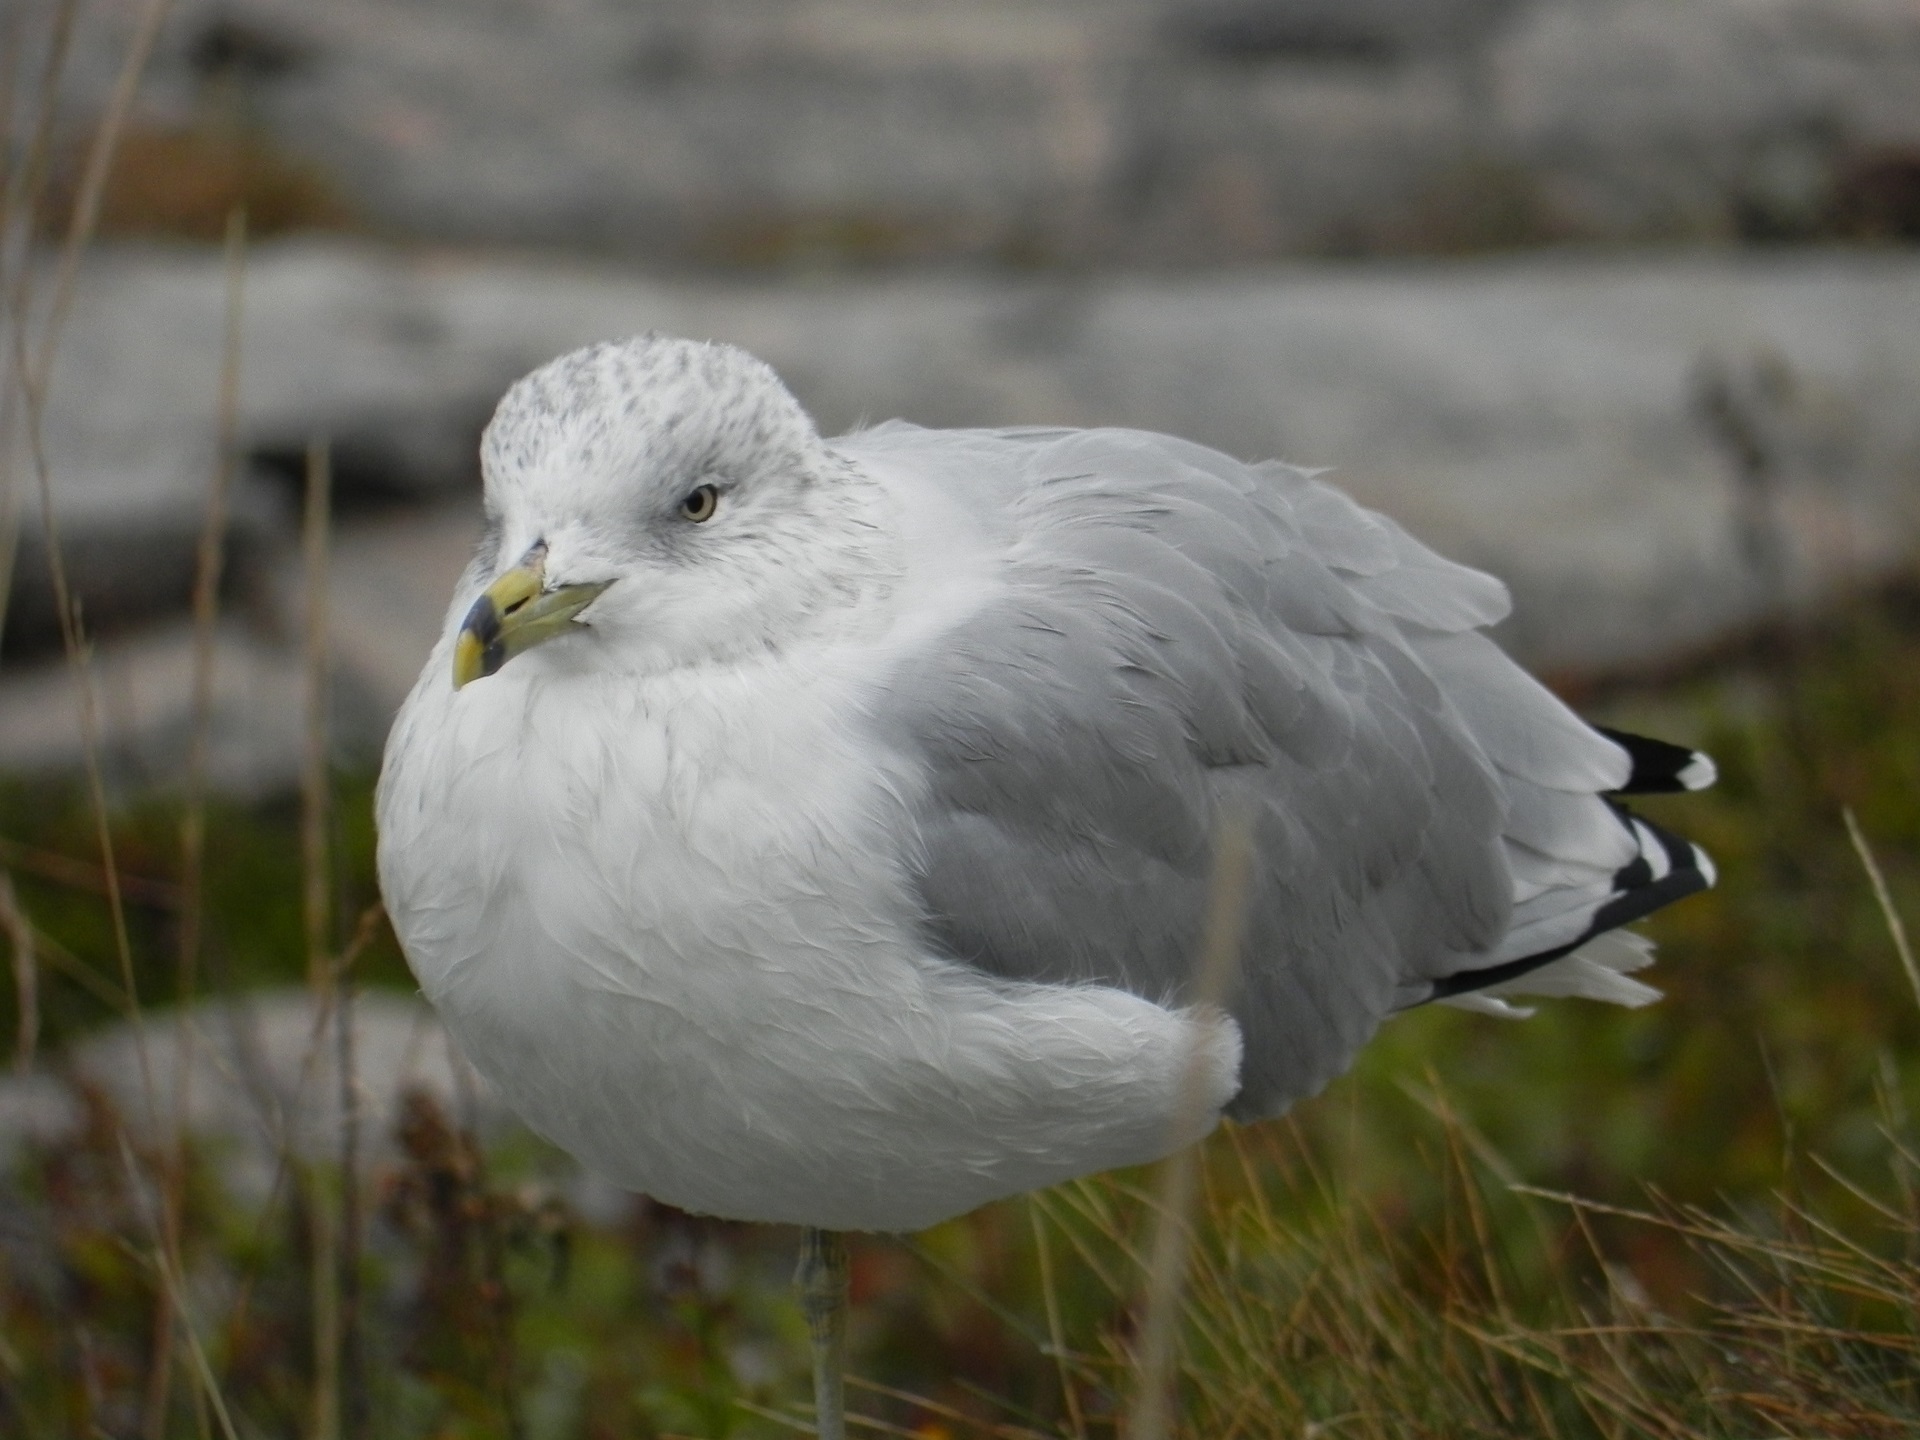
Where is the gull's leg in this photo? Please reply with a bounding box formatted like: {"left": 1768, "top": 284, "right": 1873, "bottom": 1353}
{"left": 795, "top": 1227, "right": 849, "bottom": 1440}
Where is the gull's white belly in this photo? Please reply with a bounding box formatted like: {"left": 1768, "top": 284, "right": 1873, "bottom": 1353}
{"left": 377, "top": 647, "right": 1240, "bottom": 1232}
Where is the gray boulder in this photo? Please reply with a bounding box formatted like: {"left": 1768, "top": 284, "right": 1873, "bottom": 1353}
{"left": 21, "top": 0, "right": 1920, "bottom": 263}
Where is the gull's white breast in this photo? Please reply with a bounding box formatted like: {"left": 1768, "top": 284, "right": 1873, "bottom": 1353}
{"left": 376, "top": 497, "right": 1240, "bottom": 1233}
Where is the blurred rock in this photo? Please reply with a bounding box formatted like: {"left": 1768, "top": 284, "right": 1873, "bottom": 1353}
{"left": 3, "top": 492, "right": 277, "bottom": 664}
{"left": 1168, "top": 0, "right": 1527, "bottom": 61}
{"left": 0, "top": 622, "right": 313, "bottom": 793}
{"left": 0, "top": 505, "right": 480, "bottom": 794}
{"left": 0, "top": 989, "right": 639, "bottom": 1221}
{"left": 106, "top": 991, "right": 494, "bottom": 1140}
{"left": 26, "top": 0, "right": 1920, "bottom": 263}
{"left": 3, "top": 240, "right": 1918, "bottom": 789}
{"left": 3, "top": 243, "right": 510, "bottom": 665}
{"left": 1494, "top": 0, "right": 1920, "bottom": 245}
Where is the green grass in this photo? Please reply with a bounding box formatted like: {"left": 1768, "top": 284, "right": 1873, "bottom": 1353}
{"left": 1, "top": 585, "right": 1917, "bottom": 1437}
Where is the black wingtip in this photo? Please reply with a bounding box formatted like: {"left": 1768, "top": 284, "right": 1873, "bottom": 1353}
{"left": 1597, "top": 726, "right": 1717, "bottom": 794}
{"left": 1428, "top": 807, "right": 1713, "bottom": 1003}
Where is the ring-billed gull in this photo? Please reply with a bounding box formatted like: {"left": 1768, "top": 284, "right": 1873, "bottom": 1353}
{"left": 376, "top": 334, "right": 1715, "bottom": 1434}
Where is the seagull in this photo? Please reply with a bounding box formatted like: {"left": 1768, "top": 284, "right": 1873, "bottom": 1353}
{"left": 376, "top": 334, "right": 1716, "bottom": 1436}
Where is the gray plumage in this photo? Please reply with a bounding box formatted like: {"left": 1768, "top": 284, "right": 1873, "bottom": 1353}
{"left": 844, "top": 420, "right": 1685, "bottom": 1119}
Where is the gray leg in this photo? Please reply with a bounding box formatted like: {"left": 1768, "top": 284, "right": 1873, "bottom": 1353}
{"left": 795, "top": 1228, "right": 849, "bottom": 1440}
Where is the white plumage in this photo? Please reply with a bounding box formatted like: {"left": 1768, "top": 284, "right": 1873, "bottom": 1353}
{"left": 378, "top": 640, "right": 1241, "bottom": 1231}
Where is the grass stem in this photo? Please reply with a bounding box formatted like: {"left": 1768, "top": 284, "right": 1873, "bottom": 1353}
{"left": 0, "top": 869, "right": 34, "bottom": 1071}
{"left": 301, "top": 436, "right": 340, "bottom": 1440}
{"left": 1128, "top": 807, "right": 1254, "bottom": 1440}
{"left": 1845, "top": 807, "right": 1920, "bottom": 1011}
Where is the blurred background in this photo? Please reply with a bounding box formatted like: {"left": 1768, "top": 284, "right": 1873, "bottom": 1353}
{"left": 8, "top": 0, "right": 1920, "bottom": 778}
{"left": 2, "top": 2, "right": 1919, "bottom": 1436}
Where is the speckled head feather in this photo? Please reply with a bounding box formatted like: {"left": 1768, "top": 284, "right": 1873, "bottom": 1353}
{"left": 464, "top": 334, "right": 895, "bottom": 677}
{"left": 482, "top": 334, "right": 825, "bottom": 520}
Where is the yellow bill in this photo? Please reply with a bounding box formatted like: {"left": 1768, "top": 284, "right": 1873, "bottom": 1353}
{"left": 453, "top": 543, "right": 611, "bottom": 688}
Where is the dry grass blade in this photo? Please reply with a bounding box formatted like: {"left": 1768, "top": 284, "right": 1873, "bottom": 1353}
{"left": 302, "top": 437, "right": 334, "bottom": 985}
{"left": 135, "top": 203, "right": 249, "bottom": 1440}
{"left": 0, "top": 0, "right": 176, "bottom": 1156}
{"left": 27, "top": 0, "right": 177, "bottom": 391}
{"left": 115, "top": 1135, "right": 243, "bottom": 1440}
{"left": 11, "top": 253, "right": 152, "bottom": 1116}
{"left": 175, "top": 204, "right": 247, "bottom": 1027}
{"left": 301, "top": 436, "right": 341, "bottom": 1440}
{"left": 0, "top": 381, "right": 22, "bottom": 667}
{"left": 0, "top": 0, "right": 84, "bottom": 250}
{"left": 1029, "top": 1197, "right": 1089, "bottom": 1440}
{"left": 1, "top": 868, "right": 36, "bottom": 1071}
{"left": 0, "top": 834, "right": 181, "bottom": 906}
{"left": 1031, "top": 1186, "right": 1127, "bottom": 1320}
{"left": 1845, "top": 807, "right": 1920, "bottom": 1011}
{"left": 16, "top": 913, "right": 124, "bottom": 1009}
{"left": 844, "top": 1375, "right": 1055, "bottom": 1438}
{"left": 212, "top": 905, "right": 382, "bottom": 1393}
{"left": 731, "top": 1396, "right": 854, "bottom": 1435}
{"left": 1128, "top": 806, "right": 1254, "bottom": 1440}
{"left": 1, "top": 0, "right": 91, "bottom": 662}
{"left": 0, "top": 0, "right": 81, "bottom": 659}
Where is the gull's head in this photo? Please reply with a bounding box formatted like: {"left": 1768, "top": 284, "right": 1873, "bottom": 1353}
{"left": 450, "top": 334, "right": 880, "bottom": 688}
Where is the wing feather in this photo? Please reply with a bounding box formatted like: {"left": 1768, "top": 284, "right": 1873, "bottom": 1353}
{"left": 846, "top": 423, "right": 1703, "bottom": 1118}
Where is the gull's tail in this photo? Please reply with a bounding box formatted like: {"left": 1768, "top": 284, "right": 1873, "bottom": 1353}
{"left": 1430, "top": 725, "right": 1717, "bottom": 1018}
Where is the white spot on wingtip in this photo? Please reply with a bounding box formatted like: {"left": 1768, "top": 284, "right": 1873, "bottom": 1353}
{"left": 1693, "top": 844, "right": 1718, "bottom": 888}
{"left": 1678, "top": 752, "right": 1717, "bottom": 790}
{"left": 1436, "top": 991, "right": 1535, "bottom": 1019}
{"left": 1633, "top": 820, "right": 1672, "bottom": 880}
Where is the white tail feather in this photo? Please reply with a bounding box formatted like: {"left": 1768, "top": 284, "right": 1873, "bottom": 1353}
{"left": 1436, "top": 930, "right": 1661, "bottom": 1019}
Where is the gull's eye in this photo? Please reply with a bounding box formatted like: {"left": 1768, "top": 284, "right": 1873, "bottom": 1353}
{"left": 679, "top": 484, "right": 719, "bottom": 522}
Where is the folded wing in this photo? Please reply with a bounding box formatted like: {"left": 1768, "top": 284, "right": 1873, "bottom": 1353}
{"left": 848, "top": 423, "right": 1712, "bottom": 1119}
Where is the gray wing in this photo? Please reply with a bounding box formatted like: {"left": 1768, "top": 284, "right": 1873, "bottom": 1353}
{"left": 850, "top": 423, "right": 1639, "bottom": 1118}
